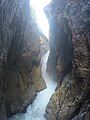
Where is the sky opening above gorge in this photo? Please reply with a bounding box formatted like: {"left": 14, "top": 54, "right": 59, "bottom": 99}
{"left": 30, "top": 0, "right": 51, "bottom": 38}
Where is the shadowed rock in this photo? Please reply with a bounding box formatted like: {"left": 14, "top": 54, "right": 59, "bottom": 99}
{"left": 45, "top": 0, "right": 90, "bottom": 120}
{"left": 0, "top": 0, "right": 46, "bottom": 119}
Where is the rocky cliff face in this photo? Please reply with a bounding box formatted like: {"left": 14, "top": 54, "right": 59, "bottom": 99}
{"left": 0, "top": 0, "right": 46, "bottom": 119}
{"left": 45, "top": 0, "right": 90, "bottom": 120}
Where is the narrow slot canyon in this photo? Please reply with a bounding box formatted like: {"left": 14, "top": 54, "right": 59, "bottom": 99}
{"left": 0, "top": 0, "right": 90, "bottom": 120}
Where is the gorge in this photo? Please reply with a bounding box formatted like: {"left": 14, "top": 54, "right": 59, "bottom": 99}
{"left": 8, "top": 51, "right": 57, "bottom": 120}
{"left": 0, "top": 0, "right": 90, "bottom": 120}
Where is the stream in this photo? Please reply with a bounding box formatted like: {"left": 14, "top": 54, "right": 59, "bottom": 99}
{"left": 8, "top": 51, "right": 57, "bottom": 120}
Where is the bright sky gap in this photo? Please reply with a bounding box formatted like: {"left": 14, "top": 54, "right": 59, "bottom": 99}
{"left": 30, "top": 0, "right": 51, "bottom": 38}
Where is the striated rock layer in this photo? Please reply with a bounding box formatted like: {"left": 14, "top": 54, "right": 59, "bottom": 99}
{"left": 45, "top": 0, "right": 90, "bottom": 120}
{"left": 0, "top": 0, "right": 46, "bottom": 119}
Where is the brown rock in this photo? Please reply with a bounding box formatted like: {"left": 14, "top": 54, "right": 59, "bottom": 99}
{"left": 45, "top": 0, "right": 90, "bottom": 120}
{"left": 0, "top": 0, "right": 46, "bottom": 119}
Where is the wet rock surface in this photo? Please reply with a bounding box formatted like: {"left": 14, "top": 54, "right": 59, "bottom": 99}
{"left": 45, "top": 0, "right": 90, "bottom": 120}
{"left": 0, "top": 0, "right": 90, "bottom": 120}
{"left": 0, "top": 0, "right": 46, "bottom": 119}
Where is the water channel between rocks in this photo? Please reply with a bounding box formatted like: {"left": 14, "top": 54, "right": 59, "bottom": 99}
{"left": 8, "top": 51, "right": 57, "bottom": 120}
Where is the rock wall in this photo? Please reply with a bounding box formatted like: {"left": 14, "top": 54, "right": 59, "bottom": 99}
{"left": 45, "top": 3, "right": 74, "bottom": 82}
{"left": 45, "top": 0, "right": 90, "bottom": 120}
{"left": 39, "top": 34, "right": 49, "bottom": 57}
{"left": 0, "top": 0, "right": 46, "bottom": 119}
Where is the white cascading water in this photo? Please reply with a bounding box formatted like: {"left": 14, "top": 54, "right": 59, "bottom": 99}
{"left": 8, "top": 51, "right": 57, "bottom": 120}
